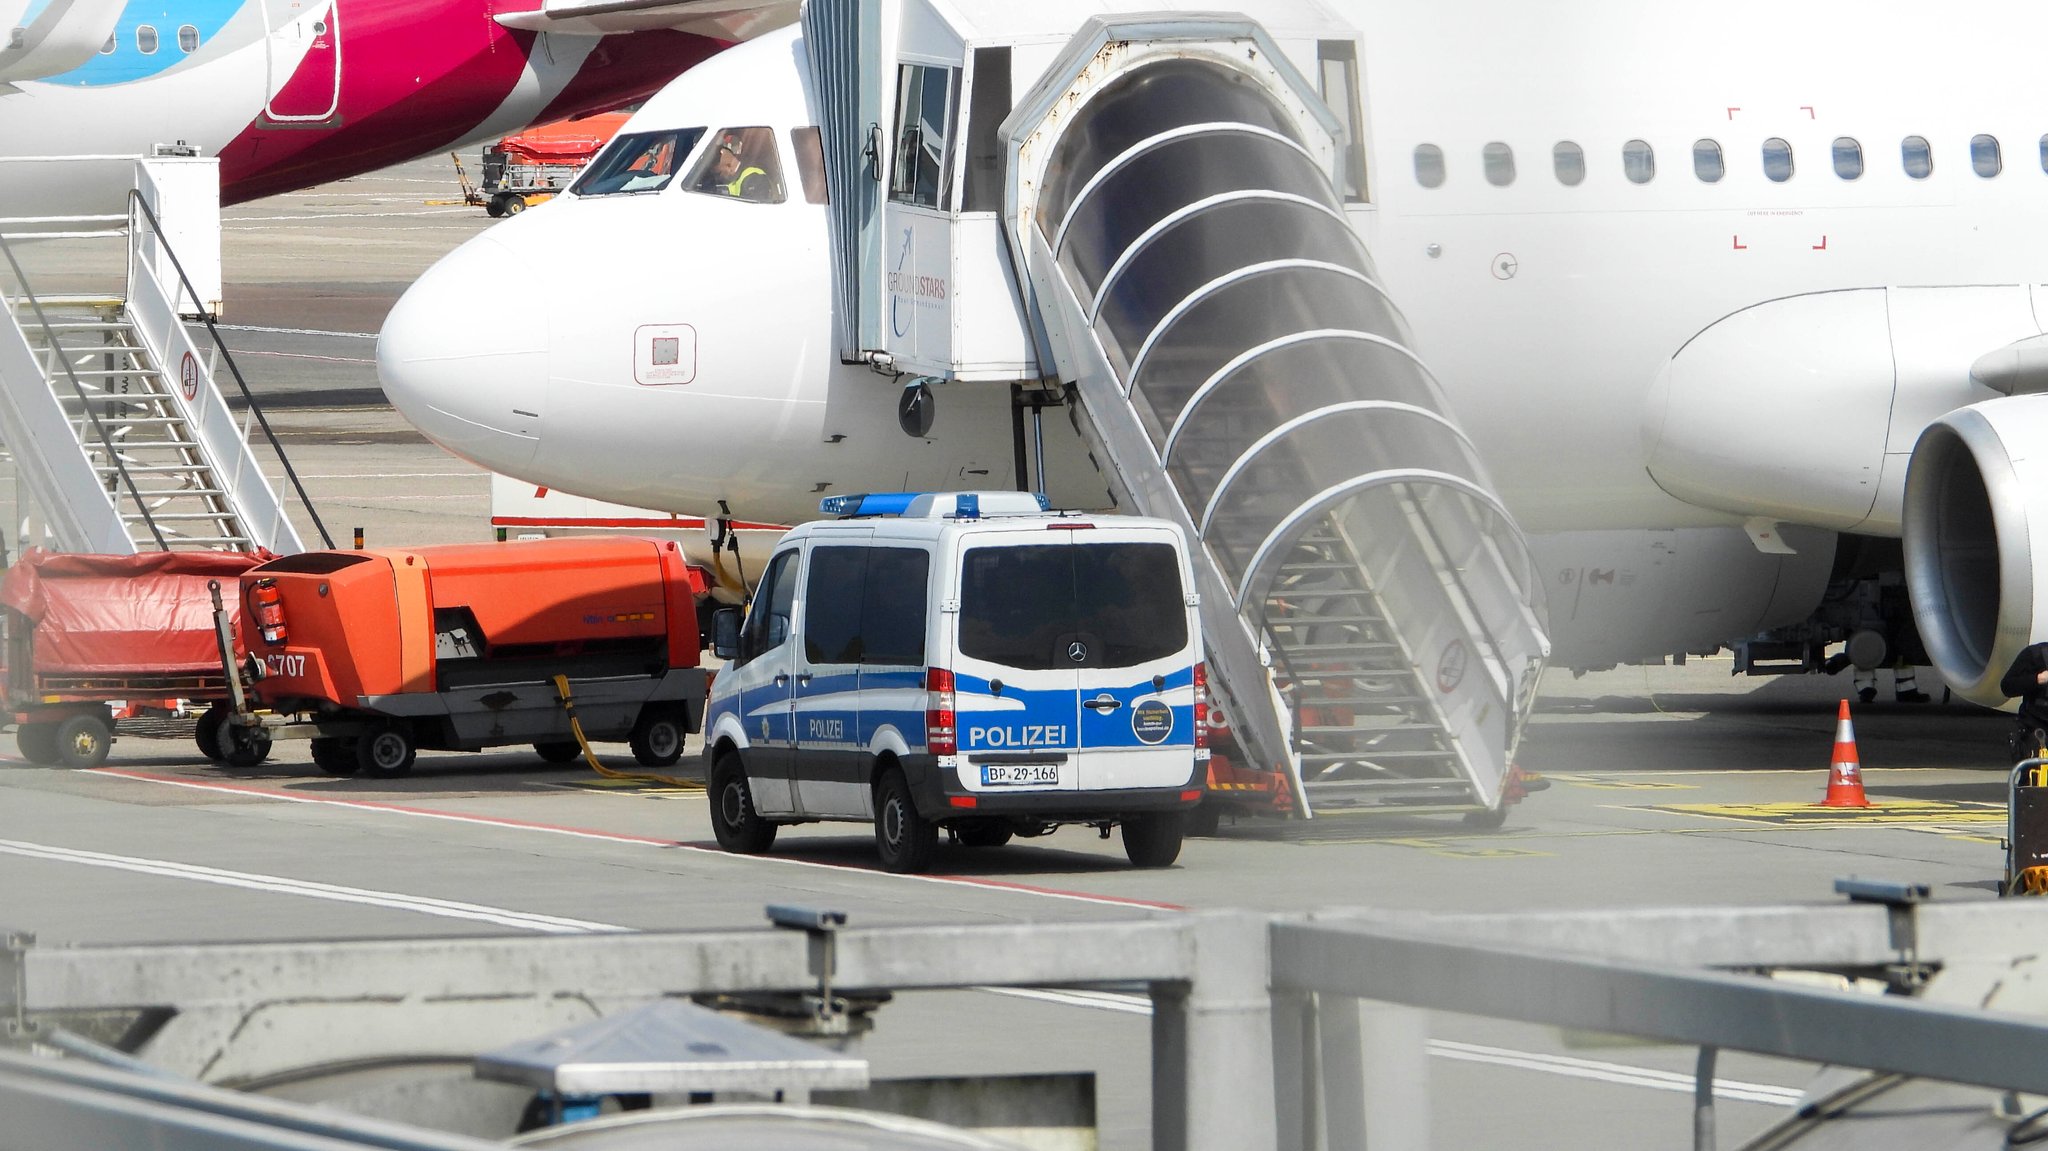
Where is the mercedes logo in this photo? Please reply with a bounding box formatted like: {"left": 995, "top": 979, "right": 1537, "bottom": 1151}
{"left": 1067, "top": 640, "right": 1088, "bottom": 664}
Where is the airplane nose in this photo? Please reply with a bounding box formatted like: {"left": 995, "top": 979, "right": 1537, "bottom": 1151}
{"left": 377, "top": 234, "right": 549, "bottom": 470}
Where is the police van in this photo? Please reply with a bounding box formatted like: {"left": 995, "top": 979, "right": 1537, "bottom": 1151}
{"left": 703, "top": 491, "right": 1207, "bottom": 873}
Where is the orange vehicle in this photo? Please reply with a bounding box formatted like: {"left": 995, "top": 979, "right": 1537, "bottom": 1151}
{"left": 467, "top": 111, "right": 632, "bottom": 217}
{"left": 211, "top": 537, "right": 710, "bottom": 778}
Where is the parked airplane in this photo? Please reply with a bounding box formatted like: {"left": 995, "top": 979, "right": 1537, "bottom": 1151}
{"left": 0, "top": 0, "right": 796, "bottom": 225}
{"left": 377, "top": 0, "right": 2046, "bottom": 712}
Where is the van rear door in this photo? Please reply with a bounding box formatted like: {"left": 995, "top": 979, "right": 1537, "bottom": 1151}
{"left": 953, "top": 537, "right": 1082, "bottom": 795}
{"left": 1065, "top": 526, "right": 1199, "bottom": 792}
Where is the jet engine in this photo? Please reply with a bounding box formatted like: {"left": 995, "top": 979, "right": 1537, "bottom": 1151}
{"left": 1902, "top": 394, "right": 2048, "bottom": 708}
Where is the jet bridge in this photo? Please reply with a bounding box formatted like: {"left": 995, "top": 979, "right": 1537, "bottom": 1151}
{"left": 803, "top": 2, "right": 1549, "bottom": 817}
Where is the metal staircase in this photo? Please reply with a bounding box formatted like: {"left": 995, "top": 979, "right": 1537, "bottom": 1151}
{"left": 0, "top": 169, "right": 326, "bottom": 556}
{"left": 996, "top": 19, "right": 1551, "bottom": 815}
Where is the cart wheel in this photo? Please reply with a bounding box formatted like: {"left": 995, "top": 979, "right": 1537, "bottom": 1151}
{"left": 310, "top": 737, "right": 359, "bottom": 777}
{"left": 486, "top": 193, "right": 509, "bottom": 218}
{"left": 15, "top": 721, "right": 60, "bottom": 765}
{"left": 533, "top": 741, "right": 582, "bottom": 764}
{"left": 194, "top": 705, "right": 228, "bottom": 762}
{"left": 222, "top": 723, "right": 271, "bottom": 768}
{"left": 356, "top": 725, "right": 416, "bottom": 778}
{"left": 502, "top": 194, "right": 526, "bottom": 215}
{"left": 55, "top": 712, "right": 112, "bottom": 769}
{"left": 628, "top": 706, "right": 685, "bottom": 767}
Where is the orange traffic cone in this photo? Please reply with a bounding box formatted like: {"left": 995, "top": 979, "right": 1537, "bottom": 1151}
{"left": 1820, "top": 699, "right": 1870, "bottom": 808}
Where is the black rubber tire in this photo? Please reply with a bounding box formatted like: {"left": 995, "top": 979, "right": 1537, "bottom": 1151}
{"left": 194, "top": 705, "right": 227, "bottom": 761}
{"left": 1122, "top": 810, "right": 1186, "bottom": 868}
{"left": 874, "top": 767, "right": 936, "bottom": 873}
{"left": 709, "top": 750, "right": 775, "bottom": 854}
{"left": 628, "top": 707, "right": 685, "bottom": 767}
{"left": 1462, "top": 804, "right": 1510, "bottom": 830}
{"left": 534, "top": 741, "right": 582, "bottom": 764}
{"left": 55, "top": 712, "right": 112, "bottom": 769}
{"left": 955, "top": 819, "right": 1013, "bottom": 849}
{"left": 16, "top": 721, "right": 60, "bottom": 765}
{"left": 310, "top": 737, "right": 359, "bottom": 777}
{"left": 222, "top": 723, "right": 272, "bottom": 768}
{"left": 1185, "top": 802, "right": 1224, "bottom": 838}
{"left": 486, "top": 193, "right": 513, "bottom": 218}
{"left": 355, "top": 725, "right": 416, "bottom": 778}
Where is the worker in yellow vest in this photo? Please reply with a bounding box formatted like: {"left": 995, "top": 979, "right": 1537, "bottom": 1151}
{"left": 709, "top": 139, "right": 767, "bottom": 200}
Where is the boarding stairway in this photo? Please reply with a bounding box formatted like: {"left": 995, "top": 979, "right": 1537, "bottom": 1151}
{"left": 805, "top": 7, "right": 1550, "bottom": 816}
{"left": 0, "top": 163, "right": 323, "bottom": 555}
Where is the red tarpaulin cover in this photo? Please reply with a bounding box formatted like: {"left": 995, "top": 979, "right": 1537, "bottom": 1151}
{"left": 0, "top": 549, "right": 268, "bottom": 675}
{"left": 496, "top": 111, "right": 631, "bottom": 165}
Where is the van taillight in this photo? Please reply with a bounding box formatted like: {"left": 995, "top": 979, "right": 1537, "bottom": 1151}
{"left": 1193, "top": 662, "right": 1208, "bottom": 749}
{"left": 251, "top": 579, "right": 288, "bottom": 646}
{"left": 926, "top": 667, "right": 956, "bottom": 756}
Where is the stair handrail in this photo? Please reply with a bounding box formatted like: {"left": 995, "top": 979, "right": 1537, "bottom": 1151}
{"left": 126, "top": 189, "right": 334, "bottom": 549}
{"left": 0, "top": 230, "right": 170, "bottom": 550}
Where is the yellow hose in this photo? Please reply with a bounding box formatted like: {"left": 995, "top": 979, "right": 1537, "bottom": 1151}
{"left": 550, "top": 674, "right": 701, "bottom": 790}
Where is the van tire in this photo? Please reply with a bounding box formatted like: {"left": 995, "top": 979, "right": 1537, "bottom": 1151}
{"left": 1122, "top": 811, "right": 1185, "bottom": 868}
{"left": 629, "top": 707, "right": 685, "bottom": 767}
{"left": 874, "top": 767, "right": 936, "bottom": 873}
{"left": 534, "top": 741, "right": 582, "bottom": 764}
{"left": 356, "top": 725, "right": 415, "bottom": 778}
{"left": 710, "top": 750, "right": 776, "bottom": 854}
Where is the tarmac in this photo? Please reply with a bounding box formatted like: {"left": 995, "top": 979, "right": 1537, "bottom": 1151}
{"left": 0, "top": 155, "right": 2025, "bottom": 1150}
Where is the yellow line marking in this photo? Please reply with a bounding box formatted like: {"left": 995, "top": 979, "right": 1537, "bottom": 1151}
{"left": 1563, "top": 780, "right": 1698, "bottom": 791}
{"left": 1641, "top": 800, "right": 2004, "bottom": 827}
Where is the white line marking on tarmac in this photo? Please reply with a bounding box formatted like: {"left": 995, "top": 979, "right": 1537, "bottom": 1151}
{"left": 88, "top": 769, "right": 1182, "bottom": 912}
{"left": 223, "top": 209, "right": 478, "bottom": 222}
{"left": 216, "top": 324, "right": 377, "bottom": 340}
{"left": 230, "top": 349, "right": 376, "bottom": 365}
{"left": 977, "top": 989, "right": 1804, "bottom": 1106}
{"left": 0, "top": 838, "right": 623, "bottom": 934}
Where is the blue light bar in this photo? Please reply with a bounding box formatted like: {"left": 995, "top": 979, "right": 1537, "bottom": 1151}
{"left": 955, "top": 492, "right": 980, "bottom": 519}
{"left": 818, "top": 492, "right": 924, "bottom": 517}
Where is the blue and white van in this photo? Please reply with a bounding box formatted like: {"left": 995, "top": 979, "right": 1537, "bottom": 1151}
{"left": 703, "top": 492, "right": 1207, "bottom": 872}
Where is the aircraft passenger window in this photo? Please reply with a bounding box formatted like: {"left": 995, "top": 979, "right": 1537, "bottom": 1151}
{"left": 1412, "top": 144, "right": 1445, "bottom": 188}
{"left": 1622, "top": 139, "right": 1655, "bottom": 184}
{"left": 99, "top": 33, "right": 114, "bottom": 54}
{"left": 890, "top": 63, "right": 957, "bottom": 209}
{"left": 178, "top": 24, "right": 198, "bottom": 52}
{"left": 136, "top": 25, "right": 158, "bottom": 54}
{"left": 1482, "top": 142, "right": 1515, "bottom": 186}
{"left": 1972, "top": 134, "right": 2002, "bottom": 177}
{"left": 1692, "top": 139, "right": 1724, "bottom": 183}
{"left": 570, "top": 128, "right": 701, "bottom": 197}
{"left": 1762, "top": 138, "right": 1793, "bottom": 182}
{"left": 1319, "top": 40, "right": 1369, "bottom": 202}
{"left": 2041, "top": 134, "right": 2048, "bottom": 174}
{"left": 1833, "top": 137, "right": 1863, "bottom": 179}
{"left": 688, "top": 127, "right": 786, "bottom": 203}
{"left": 1901, "top": 136, "right": 1933, "bottom": 179}
{"left": 792, "top": 126, "right": 829, "bottom": 205}
{"left": 1552, "top": 141, "right": 1585, "bottom": 186}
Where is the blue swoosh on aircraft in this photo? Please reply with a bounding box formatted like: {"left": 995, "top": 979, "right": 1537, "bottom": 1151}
{"left": 47, "top": 0, "right": 255, "bottom": 87}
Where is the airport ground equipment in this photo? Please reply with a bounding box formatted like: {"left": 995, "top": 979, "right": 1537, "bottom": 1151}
{"left": 2006, "top": 757, "right": 2048, "bottom": 895}
{"left": 0, "top": 155, "right": 326, "bottom": 555}
{"left": 213, "top": 537, "right": 710, "bottom": 777}
{"left": 16, "top": 892, "right": 2048, "bottom": 1150}
{"left": 801, "top": 2, "right": 1550, "bottom": 822}
{"left": 455, "top": 113, "right": 632, "bottom": 218}
{"left": 0, "top": 547, "right": 266, "bottom": 767}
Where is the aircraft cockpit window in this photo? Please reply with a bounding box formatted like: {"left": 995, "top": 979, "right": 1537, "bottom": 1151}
{"left": 1693, "top": 139, "right": 1724, "bottom": 183}
{"left": 890, "top": 64, "right": 957, "bottom": 208}
{"left": 1482, "top": 142, "right": 1515, "bottom": 186}
{"left": 687, "top": 127, "right": 786, "bottom": 203}
{"left": 1833, "top": 137, "right": 1864, "bottom": 180}
{"left": 571, "top": 128, "right": 704, "bottom": 197}
{"left": 1902, "top": 135, "right": 1933, "bottom": 179}
{"left": 1413, "top": 144, "right": 1445, "bottom": 188}
{"left": 1972, "top": 134, "right": 2002, "bottom": 177}
{"left": 1553, "top": 141, "right": 1585, "bottom": 186}
{"left": 1762, "top": 138, "right": 1793, "bottom": 182}
{"left": 178, "top": 24, "right": 198, "bottom": 52}
{"left": 136, "top": 24, "right": 158, "bottom": 54}
{"left": 1622, "top": 139, "right": 1655, "bottom": 184}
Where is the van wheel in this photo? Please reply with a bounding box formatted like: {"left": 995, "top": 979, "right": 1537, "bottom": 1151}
{"left": 194, "top": 705, "right": 228, "bottom": 761}
{"left": 1122, "top": 811, "right": 1186, "bottom": 868}
{"left": 955, "top": 819, "right": 1013, "bottom": 848}
{"left": 310, "top": 737, "right": 359, "bottom": 777}
{"left": 356, "top": 725, "right": 416, "bottom": 778}
{"left": 874, "top": 767, "right": 936, "bottom": 873}
{"left": 710, "top": 750, "right": 775, "bottom": 854}
{"left": 534, "top": 741, "right": 582, "bottom": 764}
{"left": 629, "top": 707, "right": 685, "bottom": 767}
{"left": 56, "top": 712, "right": 113, "bottom": 769}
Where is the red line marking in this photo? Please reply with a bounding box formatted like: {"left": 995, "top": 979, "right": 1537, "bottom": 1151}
{"left": 1812, "top": 235, "right": 1828, "bottom": 250}
{"left": 1732, "top": 235, "right": 1747, "bottom": 250}
{"left": 1726, "top": 106, "right": 1741, "bottom": 120}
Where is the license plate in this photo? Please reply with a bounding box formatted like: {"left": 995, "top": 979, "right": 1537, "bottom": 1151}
{"left": 982, "top": 763, "right": 1060, "bottom": 786}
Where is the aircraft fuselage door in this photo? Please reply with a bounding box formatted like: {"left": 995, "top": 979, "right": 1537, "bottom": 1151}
{"left": 263, "top": 0, "right": 340, "bottom": 123}
{"left": 882, "top": 59, "right": 957, "bottom": 370}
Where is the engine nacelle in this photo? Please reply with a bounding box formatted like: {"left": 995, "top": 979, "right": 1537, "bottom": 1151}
{"left": 1902, "top": 394, "right": 2048, "bottom": 708}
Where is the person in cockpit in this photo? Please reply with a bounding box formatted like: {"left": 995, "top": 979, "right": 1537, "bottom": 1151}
{"left": 706, "top": 138, "right": 768, "bottom": 200}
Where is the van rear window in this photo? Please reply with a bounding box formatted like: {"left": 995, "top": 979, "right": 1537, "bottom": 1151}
{"left": 959, "top": 542, "right": 1186, "bottom": 670}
